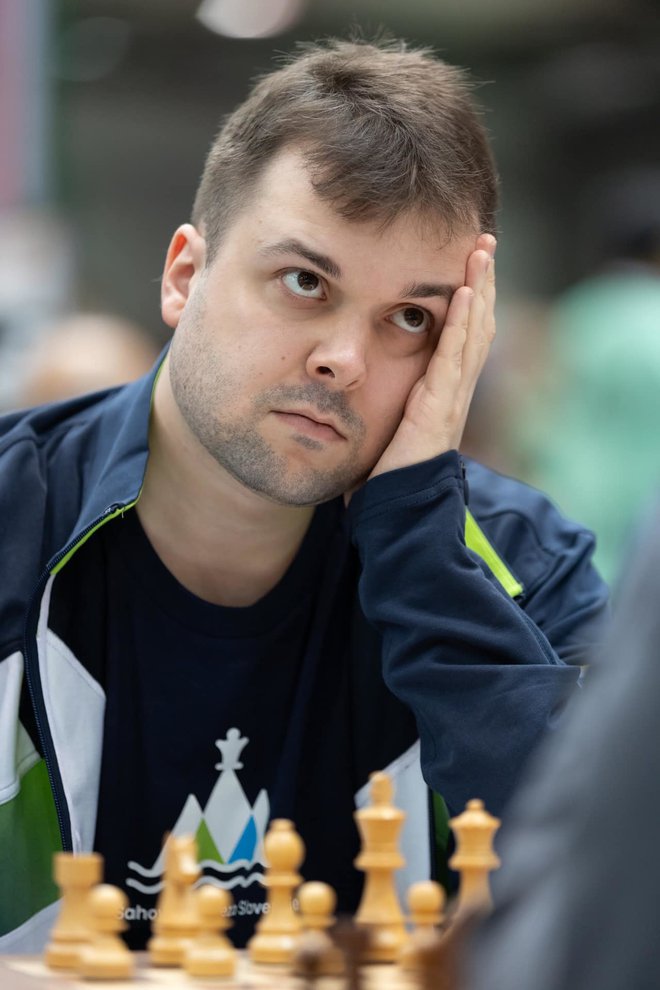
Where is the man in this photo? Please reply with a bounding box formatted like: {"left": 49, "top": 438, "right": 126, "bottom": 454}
{"left": 0, "top": 39, "right": 607, "bottom": 952}
{"left": 466, "top": 499, "right": 660, "bottom": 990}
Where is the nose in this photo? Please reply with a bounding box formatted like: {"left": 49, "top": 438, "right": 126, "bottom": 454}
{"left": 305, "top": 320, "right": 369, "bottom": 391}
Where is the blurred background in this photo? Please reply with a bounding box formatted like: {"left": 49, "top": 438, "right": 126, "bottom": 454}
{"left": 1, "top": 0, "right": 660, "bottom": 581}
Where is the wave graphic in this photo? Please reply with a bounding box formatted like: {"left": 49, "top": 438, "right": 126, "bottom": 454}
{"left": 127, "top": 856, "right": 266, "bottom": 879}
{"left": 126, "top": 870, "right": 266, "bottom": 896}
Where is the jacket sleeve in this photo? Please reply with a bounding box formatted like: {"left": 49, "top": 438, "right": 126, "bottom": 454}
{"left": 348, "top": 450, "right": 609, "bottom": 816}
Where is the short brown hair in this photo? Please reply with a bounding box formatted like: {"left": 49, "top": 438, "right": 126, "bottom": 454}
{"left": 193, "top": 38, "right": 498, "bottom": 261}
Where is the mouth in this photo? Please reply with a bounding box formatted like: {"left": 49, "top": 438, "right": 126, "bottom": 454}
{"left": 272, "top": 409, "right": 346, "bottom": 442}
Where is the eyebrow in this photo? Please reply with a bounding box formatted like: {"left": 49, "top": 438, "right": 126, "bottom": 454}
{"left": 400, "top": 281, "right": 456, "bottom": 302}
{"left": 259, "top": 238, "right": 458, "bottom": 302}
{"left": 259, "top": 239, "right": 342, "bottom": 280}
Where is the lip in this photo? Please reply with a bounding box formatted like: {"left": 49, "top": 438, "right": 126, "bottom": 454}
{"left": 273, "top": 409, "right": 346, "bottom": 442}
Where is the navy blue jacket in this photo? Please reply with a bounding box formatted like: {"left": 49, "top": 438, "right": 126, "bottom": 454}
{"left": 0, "top": 360, "right": 608, "bottom": 950}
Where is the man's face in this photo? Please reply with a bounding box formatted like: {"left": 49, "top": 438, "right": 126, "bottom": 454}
{"left": 168, "top": 147, "right": 477, "bottom": 505}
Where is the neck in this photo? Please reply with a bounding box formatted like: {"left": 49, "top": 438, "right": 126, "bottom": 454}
{"left": 136, "top": 357, "right": 315, "bottom": 606}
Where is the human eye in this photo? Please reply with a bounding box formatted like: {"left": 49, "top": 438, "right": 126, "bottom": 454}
{"left": 281, "top": 269, "right": 325, "bottom": 299}
{"left": 390, "top": 305, "right": 433, "bottom": 335}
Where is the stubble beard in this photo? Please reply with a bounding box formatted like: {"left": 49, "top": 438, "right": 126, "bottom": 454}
{"left": 189, "top": 410, "right": 368, "bottom": 506}
{"left": 169, "top": 316, "right": 371, "bottom": 506}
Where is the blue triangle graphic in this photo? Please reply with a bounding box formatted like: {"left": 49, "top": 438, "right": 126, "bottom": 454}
{"left": 229, "top": 815, "right": 257, "bottom": 863}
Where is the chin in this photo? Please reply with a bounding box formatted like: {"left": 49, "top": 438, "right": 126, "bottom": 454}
{"left": 247, "top": 467, "right": 366, "bottom": 507}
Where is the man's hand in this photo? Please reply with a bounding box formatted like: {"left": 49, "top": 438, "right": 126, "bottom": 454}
{"left": 369, "top": 233, "right": 497, "bottom": 480}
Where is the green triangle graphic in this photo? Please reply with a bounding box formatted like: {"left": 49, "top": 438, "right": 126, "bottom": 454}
{"left": 196, "top": 818, "right": 224, "bottom": 864}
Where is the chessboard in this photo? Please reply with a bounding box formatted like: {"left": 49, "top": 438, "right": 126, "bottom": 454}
{"left": 0, "top": 773, "right": 498, "bottom": 990}
{"left": 1, "top": 952, "right": 423, "bottom": 989}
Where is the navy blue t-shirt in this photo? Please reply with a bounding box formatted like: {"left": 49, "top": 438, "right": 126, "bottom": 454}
{"left": 50, "top": 502, "right": 366, "bottom": 948}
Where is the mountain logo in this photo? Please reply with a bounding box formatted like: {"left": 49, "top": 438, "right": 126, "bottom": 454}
{"left": 126, "top": 728, "right": 270, "bottom": 895}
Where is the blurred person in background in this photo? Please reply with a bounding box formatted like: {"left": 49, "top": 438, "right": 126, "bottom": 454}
{"left": 15, "top": 313, "right": 159, "bottom": 408}
{"left": 514, "top": 169, "right": 660, "bottom": 584}
{"left": 466, "top": 495, "right": 660, "bottom": 990}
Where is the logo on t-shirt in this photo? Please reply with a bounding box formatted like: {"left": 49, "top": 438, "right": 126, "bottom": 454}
{"left": 125, "top": 728, "right": 270, "bottom": 895}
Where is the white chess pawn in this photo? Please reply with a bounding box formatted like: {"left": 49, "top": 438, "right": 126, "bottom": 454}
{"left": 183, "top": 885, "right": 236, "bottom": 977}
{"left": 354, "top": 771, "right": 407, "bottom": 962}
{"left": 399, "top": 880, "right": 446, "bottom": 970}
{"left": 247, "top": 819, "right": 305, "bottom": 964}
{"left": 78, "top": 885, "right": 134, "bottom": 980}
{"left": 293, "top": 881, "right": 344, "bottom": 976}
{"left": 45, "top": 852, "right": 103, "bottom": 970}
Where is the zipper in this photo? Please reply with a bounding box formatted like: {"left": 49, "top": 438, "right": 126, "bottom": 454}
{"left": 22, "top": 501, "right": 136, "bottom": 852}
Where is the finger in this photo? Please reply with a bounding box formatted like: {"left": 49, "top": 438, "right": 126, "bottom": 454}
{"left": 460, "top": 250, "right": 492, "bottom": 382}
{"left": 472, "top": 252, "right": 496, "bottom": 357}
{"left": 475, "top": 232, "right": 497, "bottom": 259}
{"left": 424, "top": 242, "right": 494, "bottom": 394}
{"left": 483, "top": 255, "right": 496, "bottom": 350}
{"left": 423, "top": 285, "right": 473, "bottom": 395}
{"left": 462, "top": 275, "right": 495, "bottom": 399}
{"left": 476, "top": 235, "right": 497, "bottom": 349}
{"left": 465, "top": 247, "right": 491, "bottom": 292}
{"left": 475, "top": 253, "right": 496, "bottom": 357}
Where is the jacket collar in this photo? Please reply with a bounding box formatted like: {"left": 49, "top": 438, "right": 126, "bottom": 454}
{"left": 50, "top": 349, "right": 166, "bottom": 571}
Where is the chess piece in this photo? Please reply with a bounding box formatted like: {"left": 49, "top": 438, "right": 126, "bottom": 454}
{"left": 417, "top": 906, "right": 481, "bottom": 990}
{"left": 148, "top": 834, "right": 201, "bottom": 966}
{"left": 415, "top": 928, "right": 449, "bottom": 990}
{"left": 332, "top": 919, "right": 370, "bottom": 990}
{"left": 247, "top": 818, "right": 305, "bottom": 964}
{"left": 78, "top": 885, "right": 134, "bottom": 980}
{"left": 293, "top": 940, "right": 325, "bottom": 990}
{"left": 354, "top": 770, "right": 406, "bottom": 962}
{"left": 45, "top": 852, "right": 103, "bottom": 970}
{"left": 399, "top": 880, "right": 446, "bottom": 970}
{"left": 183, "top": 885, "right": 236, "bottom": 977}
{"left": 293, "top": 881, "right": 344, "bottom": 976}
{"left": 449, "top": 799, "right": 501, "bottom": 916}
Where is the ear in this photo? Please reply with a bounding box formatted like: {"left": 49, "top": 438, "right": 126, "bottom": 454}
{"left": 161, "top": 224, "right": 207, "bottom": 330}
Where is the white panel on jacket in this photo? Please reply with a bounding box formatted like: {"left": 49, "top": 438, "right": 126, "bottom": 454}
{"left": 0, "top": 651, "right": 40, "bottom": 802}
{"left": 36, "top": 575, "right": 106, "bottom": 852}
{"left": 354, "top": 738, "right": 431, "bottom": 905}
